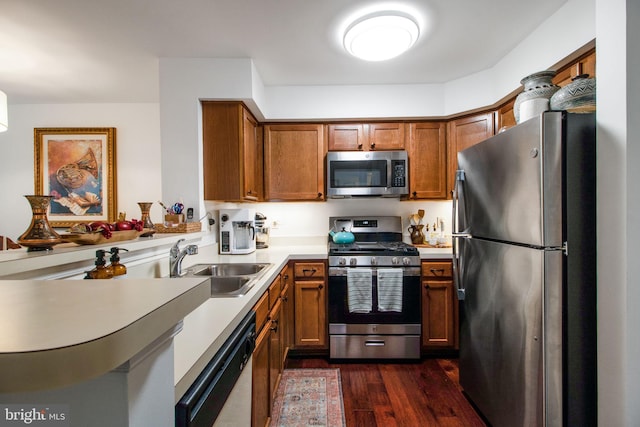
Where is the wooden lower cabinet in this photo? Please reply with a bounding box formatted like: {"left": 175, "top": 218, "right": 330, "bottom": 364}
{"left": 268, "top": 298, "right": 282, "bottom": 402}
{"left": 252, "top": 325, "right": 270, "bottom": 427}
{"left": 421, "top": 261, "right": 459, "bottom": 351}
{"left": 252, "top": 266, "right": 291, "bottom": 427}
{"left": 280, "top": 272, "right": 294, "bottom": 364}
{"left": 293, "top": 261, "right": 327, "bottom": 349}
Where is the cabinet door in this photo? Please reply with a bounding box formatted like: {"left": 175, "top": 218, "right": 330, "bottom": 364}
{"left": 252, "top": 325, "right": 270, "bottom": 427}
{"left": 242, "top": 108, "right": 260, "bottom": 200}
{"left": 408, "top": 122, "right": 447, "bottom": 199}
{"left": 447, "top": 113, "right": 494, "bottom": 198}
{"left": 328, "top": 124, "right": 365, "bottom": 151}
{"left": 269, "top": 299, "right": 282, "bottom": 402}
{"left": 495, "top": 99, "right": 516, "bottom": 132}
{"left": 368, "top": 122, "right": 405, "bottom": 150}
{"left": 203, "top": 102, "right": 261, "bottom": 202}
{"left": 421, "top": 279, "right": 455, "bottom": 348}
{"left": 264, "top": 124, "right": 326, "bottom": 201}
{"left": 553, "top": 49, "right": 596, "bottom": 87}
{"left": 294, "top": 280, "right": 327, "bottom": 348}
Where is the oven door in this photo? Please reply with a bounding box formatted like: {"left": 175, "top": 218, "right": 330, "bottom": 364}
{"left": 328, "top": 266, "right": 421, "bottom": 325}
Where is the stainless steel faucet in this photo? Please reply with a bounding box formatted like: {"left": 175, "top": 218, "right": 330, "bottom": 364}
{"left": 170, "top": 238, "right": 198, "bottom": 277}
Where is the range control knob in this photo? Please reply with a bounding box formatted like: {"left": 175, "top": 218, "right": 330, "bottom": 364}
{"left": 392, "top": 257, "right": 399, "bottom": 265}
{"left": 402, "top": 257, "right": 411, "bottom": 266}
{"left": 370, "top": 257, "right": 377, "bottom": 266}
{"left": 350, "top": 258, "right": 358, "bottom": 266}
{"left": 338, "top": 257, "right": 347, "bottom": 266}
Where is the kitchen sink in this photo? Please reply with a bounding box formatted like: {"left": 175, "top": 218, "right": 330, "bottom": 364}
{"left": 187, "top": 263, "right": 270, "bottom": 277}
{"left": 181, "top": 263, "right": 272, "bottom": 297}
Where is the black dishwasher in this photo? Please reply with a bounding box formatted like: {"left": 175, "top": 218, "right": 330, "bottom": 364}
{"left": 176, "top": 311, "right": 256, "bottom": 427}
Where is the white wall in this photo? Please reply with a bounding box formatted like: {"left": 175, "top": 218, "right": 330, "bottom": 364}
{"left": 0, "top": 104, "right": 163, "bottom": 240}
{"left": 596, "top": 0, "right": 640, "bottom": 424}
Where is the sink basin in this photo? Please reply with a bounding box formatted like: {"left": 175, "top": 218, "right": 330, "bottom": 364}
{"left": 209, "top": 276, "right": 253, "bottom": 297}
{"left": 181, "top": 263, "right": 272, "bottom": 297}
{"left": 188, "top": 263, "right": 270, "bottom": 277}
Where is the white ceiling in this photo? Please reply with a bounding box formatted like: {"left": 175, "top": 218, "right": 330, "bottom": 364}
{"left": 0, "top": 0, "right": 566, "bottom": 104}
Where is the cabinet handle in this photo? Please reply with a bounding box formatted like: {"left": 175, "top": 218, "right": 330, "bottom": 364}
{"left": 303, "top": 268, "right": 317, "bottom": 275}
{"left": 284, "top": 274, "right": 289, "bottom": 280}
{"left": 430, "top": 268, "right": 445, "bottom": 274}
{"left": 270, "top": 319, "right": 278, "bottom": 332}
{"left": 318, "top": 284, "right": 324, "bottom": 290}
{"left": 282, "top": 295, "right": 288, "bottom": 302}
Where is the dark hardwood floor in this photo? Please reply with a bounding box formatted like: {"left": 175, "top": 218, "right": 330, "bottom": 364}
{"left": 285, "top": 357, "right": 487, "bottom": 427}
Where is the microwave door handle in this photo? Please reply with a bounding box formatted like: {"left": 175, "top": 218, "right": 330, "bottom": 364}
{"left": 386, "top": 159, "right": 392, "bottom": 189}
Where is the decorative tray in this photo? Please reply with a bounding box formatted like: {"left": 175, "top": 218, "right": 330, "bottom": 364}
{"left": 154, "top": 222, "right": 202, "bottom": 233}
{"left": 61, "top": 229, "right": 152, "bottom": 245}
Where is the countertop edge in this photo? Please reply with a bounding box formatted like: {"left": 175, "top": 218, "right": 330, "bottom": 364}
{"left": 0, "top": 277, "right": 210, "bottom": 394}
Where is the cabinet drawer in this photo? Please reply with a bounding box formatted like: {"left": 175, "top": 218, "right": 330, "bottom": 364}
{"left": 422, "top": 262, "right": 452, "bottom": 278}
{"left": 268, "top": 275, "right": 282, "bottom": 309}
{"left": 294, "top": 262, "right": 325, "bottom": 279}
{"left": 253, "top": 291, "right": 270, "bottom": 332}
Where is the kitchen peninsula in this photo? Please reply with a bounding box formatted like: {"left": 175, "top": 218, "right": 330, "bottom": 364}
{"left": 0, "top": 231, "right": 450, "bottom": 426}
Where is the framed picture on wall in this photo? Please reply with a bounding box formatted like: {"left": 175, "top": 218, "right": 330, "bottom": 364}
{"left": 34, "top": 127, "right": 117, "bottom": 228}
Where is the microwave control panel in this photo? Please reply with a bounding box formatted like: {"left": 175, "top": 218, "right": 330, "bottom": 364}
{"left": 392, "top": 160, "right": 406, "bottom": 187}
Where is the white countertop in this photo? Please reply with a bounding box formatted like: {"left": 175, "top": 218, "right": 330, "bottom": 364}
{"left": 0, "top": 231, "right": 452, "bottom": 399}
{"left": 0, "top": 276, "right": 210, "bottom": 393}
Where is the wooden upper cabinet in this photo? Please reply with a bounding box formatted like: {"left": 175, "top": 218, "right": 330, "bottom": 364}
{"left": 446, "top": 113, "right": 494, "bottom": 198}
{"left": 202, "top": 101, "right": 262, "bottom": 202}
{"left": 328, "top": 124, "right": 366, "bottom": 151}
{"left": 328, "top": 123, "right": 405, "bottom": 151}
{"left": 553, "top": 49, "right": 596, "bottom": 87}
{"left": 408, "top": 122, "right": 447, "bottom": 199}
{"left": 368, "top": 123, "right": 405, "bottom": 150}
{"left": 495, "top": 98, "right": 516, "bottom": 133}
{"left": 263, "top": 124, "right": 326, "bottom": 201}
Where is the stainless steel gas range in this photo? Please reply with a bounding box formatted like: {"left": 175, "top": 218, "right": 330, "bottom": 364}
{"left": 327, "top": 216, "right": 421, "bottom": 360}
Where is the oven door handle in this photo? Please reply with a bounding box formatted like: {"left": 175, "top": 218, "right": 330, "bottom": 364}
{"left": 364, "top": 340, "right": 386, "bottom": 347}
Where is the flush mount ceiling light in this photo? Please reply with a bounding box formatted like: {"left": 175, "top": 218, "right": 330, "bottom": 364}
{"left": 343, "top": 12, "right": 420, "bottom": 61}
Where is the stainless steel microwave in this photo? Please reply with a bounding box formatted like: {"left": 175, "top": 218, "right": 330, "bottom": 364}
{"left": 326, "top": 150, "right": 409, "bottom": 197}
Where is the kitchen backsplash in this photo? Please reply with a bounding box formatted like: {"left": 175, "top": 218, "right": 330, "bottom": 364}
{"left": 204, "top": 199, "right": 452, "bottom": 242}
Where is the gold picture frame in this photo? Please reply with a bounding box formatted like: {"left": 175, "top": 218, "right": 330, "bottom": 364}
{"left": 34, "top": 127, "right": 117, "bottom": 228}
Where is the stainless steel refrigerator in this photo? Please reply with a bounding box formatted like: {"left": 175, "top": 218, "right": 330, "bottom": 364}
{"left": 452, "top": 111, "right": 597, "bottom": 427}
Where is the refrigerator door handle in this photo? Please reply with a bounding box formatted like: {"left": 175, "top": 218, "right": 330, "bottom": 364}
{"left": 452, "top": 169, "right": 469, "bottom": 235}
{"left": 452, "top": 169, "right": 467, "bottom": 300}
{"left": 452, "top": 235, "right": 466, "bottom": 300}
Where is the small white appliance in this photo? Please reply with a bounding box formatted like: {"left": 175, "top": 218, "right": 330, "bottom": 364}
{"left": 219, "top": 208, "right": 256, "bottom": 254}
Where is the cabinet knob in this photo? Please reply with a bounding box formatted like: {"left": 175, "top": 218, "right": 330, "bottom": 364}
{"left": 370, "top": 143, "right": 376, "bottom": 149}
{"left": 317, "top": 192, "right": 323, "bottom": 199}
{"left": 412, "top": 191, "right": 417, "bottom": 198}
{"left": 358, "top": 143, "right": 363, "bottom": 150}
{"left": 318, "top": 284, "right": 324, "bottom": 290}
{"left": 424, "top": 284, "right": 430, "bottom": 289}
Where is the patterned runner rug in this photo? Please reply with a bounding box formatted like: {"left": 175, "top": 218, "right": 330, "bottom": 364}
{"left": 270, "top": 368, "right": 346, "bottom": 427}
